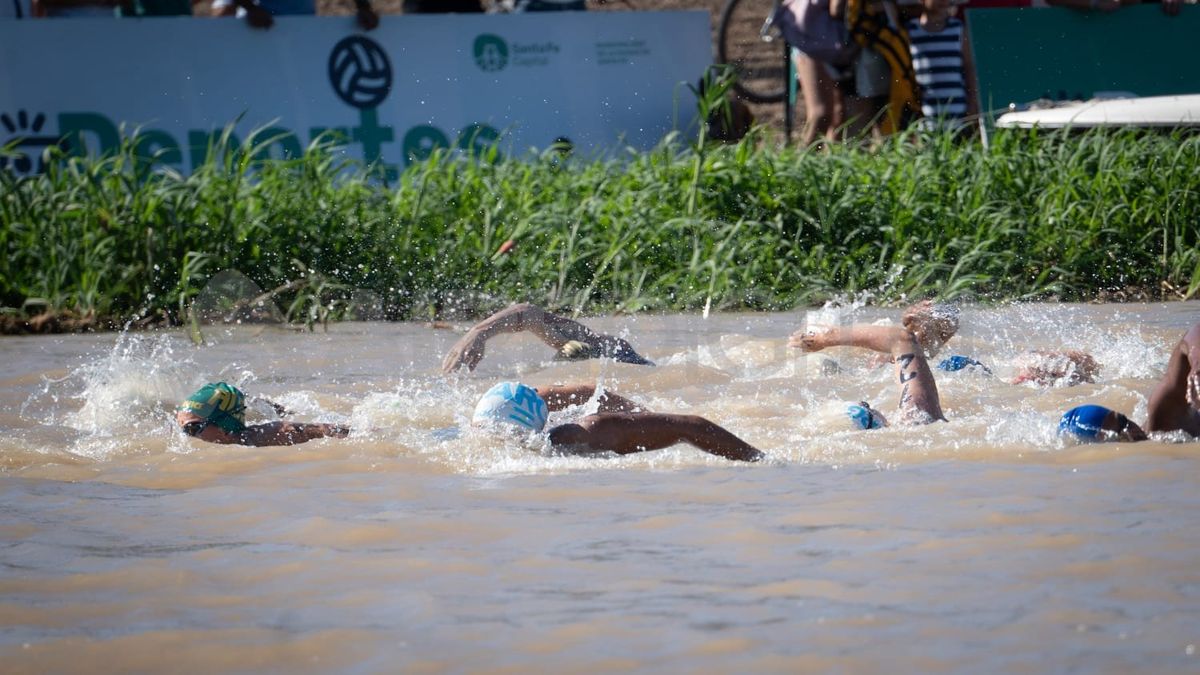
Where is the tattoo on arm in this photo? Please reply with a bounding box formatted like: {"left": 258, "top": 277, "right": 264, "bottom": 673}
{"left": 897, "top": 353, "right": 918, "bottom": 383}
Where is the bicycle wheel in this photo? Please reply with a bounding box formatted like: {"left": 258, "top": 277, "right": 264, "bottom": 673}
{"left": 717, "top": 0, "right": 789, "bottom": 104}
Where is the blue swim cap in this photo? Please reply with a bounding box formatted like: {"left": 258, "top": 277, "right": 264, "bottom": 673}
{"left": 473, "top": 382, "right": 549, "bottom": 433}
{"left": 1058, "top": 404, "right": 1112, "bottom": 440}
{"left": 847, "top": 404, "right": 884, "bottom": 430}
{"left": 937, "top": 355, "right": 992, "bottom": 374}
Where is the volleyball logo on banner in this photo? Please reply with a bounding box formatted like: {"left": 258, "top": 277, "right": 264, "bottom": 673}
{"left": 473, "top": 34, "right": 509, "bottom": 72}
{"left": 327, "top": 35, "right": 393, "bottom": 109}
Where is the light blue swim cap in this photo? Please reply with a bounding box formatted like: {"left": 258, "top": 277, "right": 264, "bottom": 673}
{"left": 1058, "top": 404, "right": 1111, "bottom": 440}
{"left": 937, "top": 355, "right": 992, "bottom": 374}
{"left": 847, "top": 403, "right": 885, "bottom": 430}
{"left": 473, "top": 382, "right": 549, "bottom": 433}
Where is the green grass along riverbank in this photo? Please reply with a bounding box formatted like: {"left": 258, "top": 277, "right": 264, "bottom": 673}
{"left": 2, "top": 126, "right": 1198, "bottom": 333}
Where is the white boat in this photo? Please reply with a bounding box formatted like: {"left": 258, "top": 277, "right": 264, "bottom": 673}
{"left": 995, "top": 93, "right": 1200, "bottom": 129}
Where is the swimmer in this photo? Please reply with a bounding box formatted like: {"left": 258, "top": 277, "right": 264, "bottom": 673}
{"left": 472, "top": 381, "right": 763, "bottom": 462}
{"left": 175, "top": 381, "right": 349, "bottom": 446}
{"left": 1010, "top": 349, "right": 1099, "bottom": 386}
{"left": 1058, "top": 322, "right": 1200, "bottom": 442}
{"left": 936, "top": 355, "right": 992, "bottom": 374}
{"left": 791, "top": 324, "right": 946, "bottom": 426}
{"left": 1146, "top": 321, "right": 1200, "bottom": 436}
{"left": 1058, "top": 404, "right": 1147, "bottom": 443}
{"left": 935, "top": 350, "right": 1098, "bottom": 386}
{"left": 442, "top": 303, "right": 653, "bottom": 373}
{"left": 898, "top": 301, "right": 1098, "bottom": 387}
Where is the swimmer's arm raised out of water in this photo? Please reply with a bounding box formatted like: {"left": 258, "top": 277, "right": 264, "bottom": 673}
{"left": 548, "top": 413, "right": 764, "bottom": 462}
{"left": 790, "top": 325, "right": 945, "bottom": 423}
{"left": 1146, "top": 322, "right": 1200, "bottom": 435}
{"left": 442, "top": 303, "right": 651, "bottom": 372}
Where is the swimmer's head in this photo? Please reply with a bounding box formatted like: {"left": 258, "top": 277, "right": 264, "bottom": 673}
{"left": 1058, "top": 404, "right": 1146, "bottom": 442}
{"left": 472, "top": 381, "right": 549, "bottom": 433}
{"left": 903, "top": 301, "right": 960, "bottom": 354}
{"left": 178, "top": 382, "right": 247, "bottom": 433}
{"left": 937, "top": 355, "right": 992, "bottom": 375}
{"left": 1013, "top": 350, "right": 1099, "bottom": 387}
{"left": 847, "top": 402, "right": 888, "bottom": 430}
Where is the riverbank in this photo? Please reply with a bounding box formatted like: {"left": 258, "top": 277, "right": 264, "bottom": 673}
{"left": 3, "top": 127, "right": 1198, "bottom": 334}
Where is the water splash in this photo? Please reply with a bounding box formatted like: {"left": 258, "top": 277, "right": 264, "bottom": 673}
{"left": 23, "top": 333, "right": 192, "bottom": 434}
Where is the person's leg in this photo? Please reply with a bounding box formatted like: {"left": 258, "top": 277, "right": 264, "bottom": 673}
{"left": 549, "top": 413, "right": 762, "bottom": 461}
{"left": 794, "top": 52, "right": 841, "bottom": 146}
{"left": 842, "top": 95, "right": 885, "bottom": 140}
{"left": 1146, "top": 323, "right": 1200, "bottom": 435}
{"left": 843, "top": 47, "right": 889, "bottom": 140}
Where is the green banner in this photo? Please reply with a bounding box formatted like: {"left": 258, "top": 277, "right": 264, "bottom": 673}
{"left": 968, "top": 5, "right": 1200, "bottom": 112}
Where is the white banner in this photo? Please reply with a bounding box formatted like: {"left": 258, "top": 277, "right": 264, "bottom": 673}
{"left": 0, "top": 11, "right": 711, "bottom": 177}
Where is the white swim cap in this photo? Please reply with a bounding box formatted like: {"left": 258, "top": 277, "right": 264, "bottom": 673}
{"left": 472, "top": 382, "right": 549, "bottom": 433}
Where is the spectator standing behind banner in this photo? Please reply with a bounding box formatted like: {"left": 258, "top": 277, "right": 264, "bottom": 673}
{"left": 212, "top": 0, "right": 379, "bottom": 29}
{"left": 904, "top": 0, "right": 976, "bottom": 132}
{"left": 773, "top": 0, "right": 859, "bottom": 146}
{"left": 775, "top": 0, "right": 912, "bottom": 145}
{"left": 839, "top": 0, "right": 921, "bottom": 135}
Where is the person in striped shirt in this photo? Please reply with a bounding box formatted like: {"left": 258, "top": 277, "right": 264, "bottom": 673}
{"left": 905, "top": 0, "right": 976, "bottom": 131}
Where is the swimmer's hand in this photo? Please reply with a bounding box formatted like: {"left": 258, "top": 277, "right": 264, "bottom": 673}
{"left": 788, "top": 329, "right": 829, "bottom": 352}
{"left": 557, "top": 340, "right": 597, "bottom": 360}
{"left": 603, "top": 336, "right": 655, "bottom": 366}
{"left": 442, "top": 329, "right": 487, "bottom": 373}
{"left": 253, "top": 396, "right": 293, "bottom": 418}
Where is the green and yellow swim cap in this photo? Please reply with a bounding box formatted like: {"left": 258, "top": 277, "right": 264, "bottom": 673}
{"left": 179, "top": 382, "right": 247, "bottom": 433}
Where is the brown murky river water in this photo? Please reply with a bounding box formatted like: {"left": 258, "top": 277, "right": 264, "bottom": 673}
{"left": 2, "top": 302, "right": 1199, "bottom": 673}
